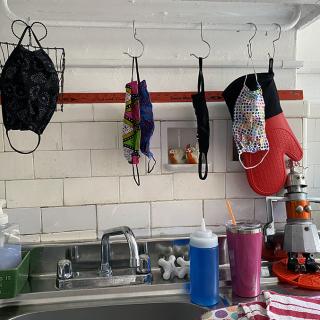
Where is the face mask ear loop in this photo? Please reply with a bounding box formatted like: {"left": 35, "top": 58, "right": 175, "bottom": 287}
{"left": 147, "top": 156, "right": 156, "bottom": 174}
{"left": 6, "top": 130, "right": 41, "bottom": 154}
{"left": 198, "top": 152, "right": 208, "bottom": 180}
{"left": 238, "top": 149, "right": 269, "bottom": 170}
{"left": 132, "top": 164, "right": 140, "bottom": 186}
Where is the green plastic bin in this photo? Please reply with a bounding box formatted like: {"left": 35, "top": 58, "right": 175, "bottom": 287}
{"left": 0, "top": 251, "right": 30, "bottom": 299}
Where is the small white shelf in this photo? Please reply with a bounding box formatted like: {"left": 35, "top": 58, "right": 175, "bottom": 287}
{"left": 161, "top": 121, "right": 214, "bottom": 173}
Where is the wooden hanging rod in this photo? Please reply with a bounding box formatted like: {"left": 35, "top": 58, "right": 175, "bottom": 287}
{"left": 58, "top": 90, "right": 303, "bottom": 104}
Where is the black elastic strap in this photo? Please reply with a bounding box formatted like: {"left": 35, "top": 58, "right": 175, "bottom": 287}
{"left": 197, "top": 57, "right": 204, "bottom": 93}
{"left": 6, "top": 130, "right": 41, "bottom": 154}
{"left": 147, "top": 156, "right": 156, "bottom": 174}
{"left": 198, "top": 152, "right": 208, "bottom": 180}
{"left": 132, "top": 164, "right": 140, "bottom": 186}
{"left": 17, "top": 25, "right": 43, "bottom": 49}
{"left": 131, "top": 57, "right": 135, "bottom": 82}
{"left": 268, "top": 57, "right": 274, "bottom": 74}
{"left": 134, "top": 56, "right": 141, "bottom": 85}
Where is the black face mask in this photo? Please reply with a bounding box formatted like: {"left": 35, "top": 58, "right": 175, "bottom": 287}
{"left": 191, "top": 57, "right": 210, "bottom": 180}
{"left": 0, "top": 25, "right": 59, "bottom": 154}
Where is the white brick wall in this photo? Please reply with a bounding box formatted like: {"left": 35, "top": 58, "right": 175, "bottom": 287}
{"left": 64, "top": 177, "right": 119, "bottom": 205}
{"left": 0, "top": 153, "right": 34, "bottom": 180}
{"left": 34, "top": 150, "right": 91, "bottom": 178}
{"left": 6, "top": 179, "right": 63, "bottom": 208}
{"left": 62, "top": 122, "right": 118, "bottom": 150}
{"left": 0, "top": 103, "right": 310, "bottom": 242}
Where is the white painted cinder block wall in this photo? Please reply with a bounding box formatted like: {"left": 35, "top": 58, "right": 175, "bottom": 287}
{"left": 0, "top": 6, "right": 313, "bottom": 243}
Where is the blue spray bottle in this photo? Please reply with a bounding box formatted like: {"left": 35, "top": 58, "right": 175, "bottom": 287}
{"left": 189, "top": 218, "right": 219, "bottom": 307}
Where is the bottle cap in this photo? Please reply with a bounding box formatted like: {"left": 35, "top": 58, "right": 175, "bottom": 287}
{"left": 190, "top": 218, "right": 218, "bottom": 248}
{"left": 0, "top": 200, "right": 8, "bottom": 225}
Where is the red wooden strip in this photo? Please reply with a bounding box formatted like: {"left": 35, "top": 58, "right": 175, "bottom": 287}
{"left": 58, "top": 90, "right": 303, "bottom": 104}
{"left": 0, "top": 90, "right": 303, "bottom": 105}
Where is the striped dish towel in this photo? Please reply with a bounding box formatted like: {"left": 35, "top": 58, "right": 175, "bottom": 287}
{"left": 238, "top": 291, "right": 320, "bottom": 320}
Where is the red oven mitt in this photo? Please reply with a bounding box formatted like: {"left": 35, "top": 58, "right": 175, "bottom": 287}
{"left": 223, "top": 72, "right": 303, "bottom": 196}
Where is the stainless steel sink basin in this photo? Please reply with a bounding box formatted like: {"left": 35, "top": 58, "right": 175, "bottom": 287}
{"left": 3, "top": 302, "right": 206, "bottom": 320}
{"left": 1, "top": 233, "right": 318, "bottom": 320}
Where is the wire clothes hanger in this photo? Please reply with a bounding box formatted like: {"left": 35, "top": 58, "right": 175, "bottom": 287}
{"left": 0, "top": 19, "right": 66, "bottom": 110}
{"left": 268, "top": 23, "right": 281, "bottom": 73}
{"left": 123, "top": 20, "right": 144, "bottom": 59}
{"left": 246, "top": 22, "right": 257, "bottom": 59}
{"left": 190, "top": 22, "right": 211, "bottom": 60}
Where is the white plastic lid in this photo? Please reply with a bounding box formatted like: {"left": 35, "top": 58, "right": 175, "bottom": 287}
{"left": 190, "top": 218, "right": 218, "bottom": 248}
{"left": 0, "top": 200, "right": 8, "bottom": 225}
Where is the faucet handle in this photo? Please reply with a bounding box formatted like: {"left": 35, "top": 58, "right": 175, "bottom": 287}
{"left": 137, "top": 254, "right": 151, "bottom": 274}
{"left": 57, "top": 259, "right": 73, "bottom": 280}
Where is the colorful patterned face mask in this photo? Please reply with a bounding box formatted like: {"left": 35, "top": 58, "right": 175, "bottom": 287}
{"left": 232, "top": 74, "right": 269, "bottom": 169}
{"left": 123, "top": 57, "right": 141, "bottom": 186}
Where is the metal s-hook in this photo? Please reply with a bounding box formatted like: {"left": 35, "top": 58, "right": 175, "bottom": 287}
{"left": 246, "top": 22, "right": 257, "bottom": 59}
{"left": 190, "top": 22, "right": 211, "bottom": 60}
{"left": 268, "top": 23, "right": 281, "bottom": 59}
{"left": 123, "top": 20, "right": 144, "bottom": 58}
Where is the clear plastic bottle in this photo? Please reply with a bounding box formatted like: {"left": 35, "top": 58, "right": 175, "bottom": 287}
{"left": 0, "top": 200, "right": 21, "bottom": 270}
{"left": 189, "top": 218, "right": 219, "bottom": 307}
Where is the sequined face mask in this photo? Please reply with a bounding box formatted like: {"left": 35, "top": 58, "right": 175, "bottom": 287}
{"left": 232, "top": 74, "right": 269, "bottom": 169}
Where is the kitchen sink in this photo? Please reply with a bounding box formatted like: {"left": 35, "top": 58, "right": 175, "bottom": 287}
{"left": 2, "top": 302, "right": 206, "bottom": 320}
{"left": 1, "top": 233, "right": 318, "bottom": 320}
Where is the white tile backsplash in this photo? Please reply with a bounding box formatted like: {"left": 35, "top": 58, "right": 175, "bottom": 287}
{"left": 42, "top": 205, "right": 96, "bottom": 233}
{"left": 34, "top": 150, "right": 91, "bottom": 178}
{"left": 204, "top": 199, "right": 254, "bottom": 226}
{"left": 4, "top": 123, "right": 62, "bottom": 152}
{"left": 120, "top": 175, "right": 173, "bottom": 202}
{"left": 308, "top": 142, "right": 320, "bottom": 165}
{"left": 0, "top": 100, "right": 315, "bottom": 243}
{"left": 4, "top": 207, "right": 41, "bottom": 234}
{"left": 173, "top": 173, "right": 225, "bottom": 200}
{"left": 6, "top": 179, "right": 63, "bottom": 208}
{"left": 226, "top": 173, "right": 261, "bottom": 198}
{"left": 97, "top": 202, "right": 150, "bottom": 230}
{"left": 93, "top": 104, "right": 124, "bottom": 121}
{"left": 0, "top": 153, "right": 34, "bottom": 180}
{"left": 52, "top": 104, "right": 94, "bottom": 123}
{"left": 91, "top": 149, "right": 146, "bottom": 177}
{"left": 151, "top": 200, "right": 202, "bottom": 228}
{"left": 64, "top": 177, "right": 119, "bottom": 205}
{"left": 62, "top": 122, "right": 118, "bottom": 150}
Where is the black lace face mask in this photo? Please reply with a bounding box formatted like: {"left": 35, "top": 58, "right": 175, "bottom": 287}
{"left": 191, "top": 57, "right": 210, "bottom": 180}
{"left": 0, "top": 25, "right": 59, "bottom": 154}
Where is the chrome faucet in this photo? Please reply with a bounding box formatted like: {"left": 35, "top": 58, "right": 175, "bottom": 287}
{"left": 100, "top": 226, "right": 140, "bottom": 277}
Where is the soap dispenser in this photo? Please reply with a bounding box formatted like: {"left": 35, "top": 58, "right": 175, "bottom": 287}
{"left": 189, "top": 218, "right": 219, "bottom": 307}
{"left": 0, "top": 200, "right": 21, "bottom": 270}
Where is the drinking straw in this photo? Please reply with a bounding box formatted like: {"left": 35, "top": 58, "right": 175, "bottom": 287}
{"left": 226, "top": 199, "right": 236, "bottom": 225}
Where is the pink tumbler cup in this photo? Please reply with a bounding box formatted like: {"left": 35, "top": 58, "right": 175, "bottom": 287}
{"left": 226, "top": 221, "right": 262, "bottom": 298}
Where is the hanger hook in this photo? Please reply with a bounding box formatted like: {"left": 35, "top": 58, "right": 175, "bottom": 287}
{"left": 268, "top": 23, "right": 281, "bottom": 59}
{"left": 246, "top": 22, "right": 257, "bottom": 59}
{"left": 190, "top": 22, "right": 211, "bottom": 60}
{"left": 123, "top": 20, "right": 145, "bottom": 58}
